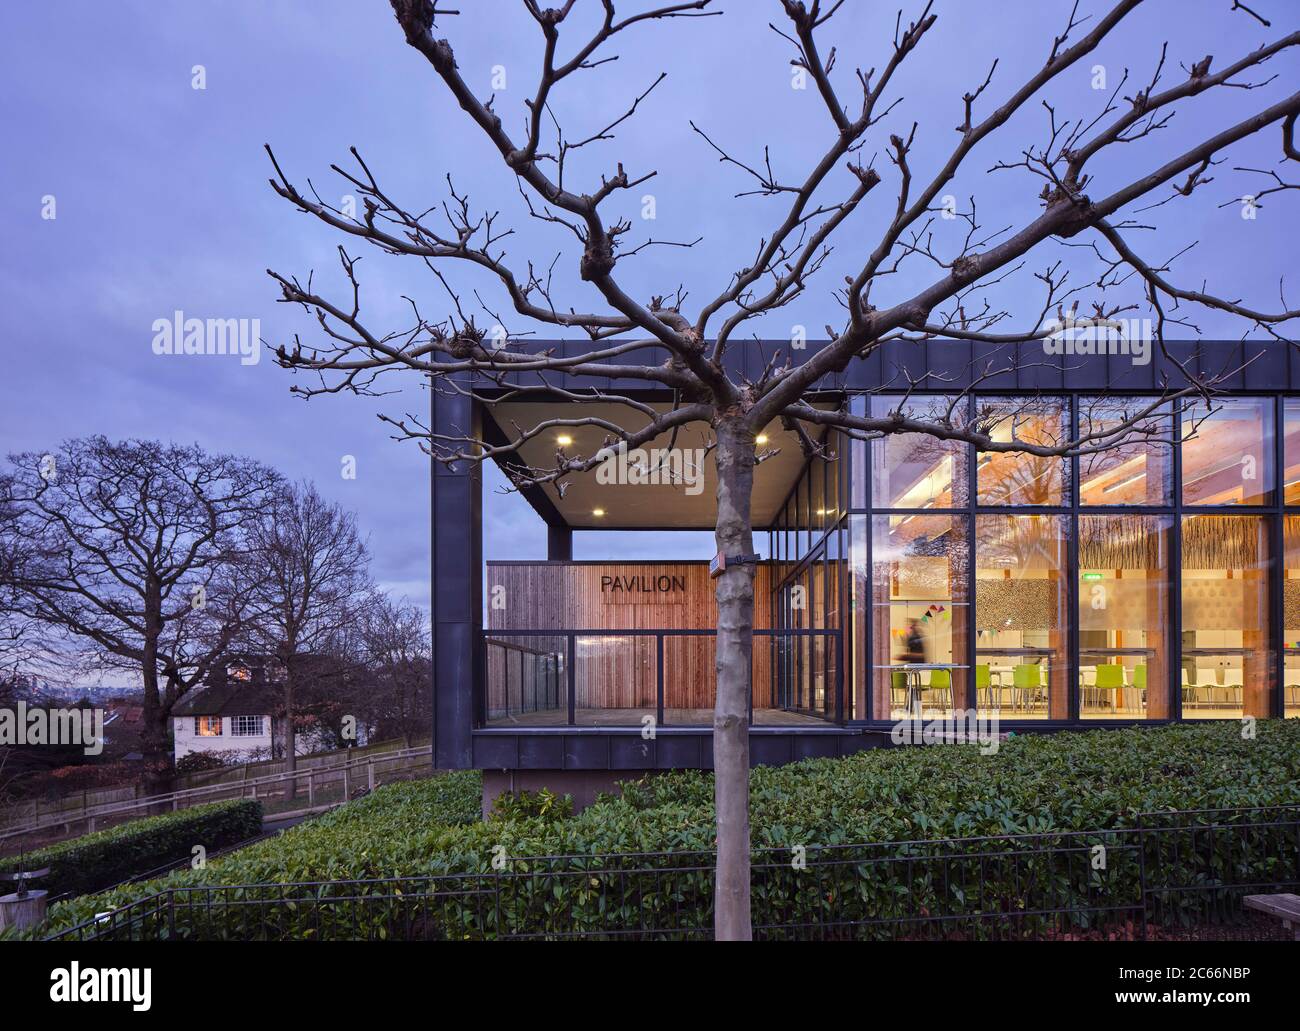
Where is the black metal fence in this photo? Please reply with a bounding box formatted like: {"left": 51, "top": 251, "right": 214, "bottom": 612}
{"left": 44, "top": 805, "right": 1300, "bottom": 941}
{"left": 481, "top": 628, "right": 844, "bottom": 727}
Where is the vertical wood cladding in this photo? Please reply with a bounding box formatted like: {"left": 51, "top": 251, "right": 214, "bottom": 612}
{"left": 486, "top": 562, "right": 772, "bottom": 709}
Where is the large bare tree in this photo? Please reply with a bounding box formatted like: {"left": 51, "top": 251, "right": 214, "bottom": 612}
{"left": 244, "top": 482, "right": 370, "bottom": 793}
{"left": 264, "top": 0, "right": 1300, "bottom": 938}
{"left": 0, "top": 438, "right": 280, "bottom": 776}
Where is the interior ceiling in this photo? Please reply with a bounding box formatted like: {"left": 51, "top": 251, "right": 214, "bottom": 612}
{"left": 487, "top": 401, "right": 835, "bottom": 529}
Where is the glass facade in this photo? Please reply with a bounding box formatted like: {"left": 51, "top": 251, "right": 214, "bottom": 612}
{"left": 482, "top": 391, "right": 1298, "bottom": 730}
{"left": 806, "top": 391, "right": 1294, "bottom": 724}
{"left": 769, "top": 433, "right": 847, "bottom": 722}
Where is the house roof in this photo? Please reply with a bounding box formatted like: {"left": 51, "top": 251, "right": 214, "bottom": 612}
{"left": 172, "top": 682, "right": 278, "bottom": 718}
{"left": 107, "top": 703, "right": 143, "bottom": 723}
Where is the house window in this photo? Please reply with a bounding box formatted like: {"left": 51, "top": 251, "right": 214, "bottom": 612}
{"left": 195, "top": 716, "right": 223, "bottom": 736}
{"left": 231, "top": 715, "right": 264, "bottom": 737}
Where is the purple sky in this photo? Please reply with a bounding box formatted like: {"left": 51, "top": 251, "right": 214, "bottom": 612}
{"left": 3, "top": 1, "right": 1297, "bottom": 614}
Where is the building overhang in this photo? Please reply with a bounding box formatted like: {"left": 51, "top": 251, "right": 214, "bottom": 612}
{"left": 480, "top": 397, "right": 839, "bottom": 529}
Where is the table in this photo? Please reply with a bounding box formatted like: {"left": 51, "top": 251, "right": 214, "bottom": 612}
{"left": 879, "top": 663, "right": 962, "bottom": 716}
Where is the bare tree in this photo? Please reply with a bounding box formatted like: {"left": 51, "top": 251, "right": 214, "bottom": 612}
{"left": 0, "top": 438, "right": 280, "bottom": 777}
{"left": 0, "top": 476, "right": 46, "bottom": 680}
{"left": 245, "top": 483, "right": 370, "bottom": 793}
{"left": 264, "top": 0, "right": 1300, "bottom": 938}
{"left": 357, "top": 592, "right": 432, "bottom": 745}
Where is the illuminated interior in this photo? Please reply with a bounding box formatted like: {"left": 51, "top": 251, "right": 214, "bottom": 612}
{"left": 973, "top": 515, "right": 1068, "bottom": 720}
{"left": 1077, "top": 515, "right": 1171, "bottom": 719}
{"left": 486, "top": 390, "right": 1300, "bottom": 728}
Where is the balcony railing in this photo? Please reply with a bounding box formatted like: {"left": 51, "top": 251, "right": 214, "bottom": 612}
{"left": 479, "top": 628, "right": 842, "bottom": 729}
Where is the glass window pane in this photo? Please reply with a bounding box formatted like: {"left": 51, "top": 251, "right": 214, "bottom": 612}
{"left": 976, "top": 398, "right": 1070, "bottom": 506}
{"left": 850, "top": 514, "right": 868, "bottom": 720}
{"left": 784, "top": 496, "right": 794, "bottom": 574}
{"left": 1078, "top": 398, "right": 1173, "bottom": 505}
{"left": 484, "top": 635, "right": 567, "bottom": 726}
{"left": 1285, "top": 399, "right": 1300, "bottom": 505}
{"left": 575, "top": 635, "right": 658, "bottom": 726}
{"left": 850, "top": 397, "right": 868, "bottom": 509}
{"left": 827, "top": 430, "right": 845, "bottom": 519}
{"left": 663, "top": 635, "right": 715, "bottom": 725}
{"left": 1286, "top": 515, "right": 1300, "bottom": 717}
{"left": 810, "top": 456, "right": 826, "bottom": 538}
{"left": 1181, "top": 515, "right": 1272, "bottom": 718}
{"left": 1181, "top": 399, "right": 1273, "bottom": 506}
{"left": 1078, "top": 515, "right": 1171, "bottom": 719}
{"left": 974, "top": 515, "right": 1069, "bottom": 719}
{"left": 871, "top": 514, "right": 968, "bottom": 720}
{"left": 798, "top": 473, "right": 809, "bottom": 559}
{"left": 871, "top": 395, "right": 968, "bottom": 508}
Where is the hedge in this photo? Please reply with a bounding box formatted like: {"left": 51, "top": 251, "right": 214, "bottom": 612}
{"left": 25, "top": 722, "right": 1300, "bottom": 939}
{"left": 0, "top": 799, "right": 263, "bottom": 900}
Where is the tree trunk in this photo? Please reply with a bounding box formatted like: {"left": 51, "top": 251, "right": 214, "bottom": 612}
{"left": 139, "top": 601, "right": 171, "bottom": 794}
{"left": 712, "top": 420, "right": 756, "bottom": 941}
{"left": 140, "top": 665, "right": 168, "bottom": 768}
{"left": 283, "top": 660, "right": 297, "bottom": 800}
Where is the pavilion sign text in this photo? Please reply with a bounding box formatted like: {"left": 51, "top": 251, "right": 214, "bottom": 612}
{"left": 601, "top": 573, "right": 688, "bottom": 598}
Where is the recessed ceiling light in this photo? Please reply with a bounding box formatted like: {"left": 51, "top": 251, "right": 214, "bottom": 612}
{"left": 556, "top": 434, "right": 573, "bottom": 446}
{"left": 755, "top": 434, "right": 769, "bottom": 445}
{"left": 592, "top": 508, "right": 605, "bottom": 517}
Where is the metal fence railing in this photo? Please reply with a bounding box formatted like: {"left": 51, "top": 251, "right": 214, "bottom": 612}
{"left": 3, "top": 745, "right": 431, "bottom": 849}
{"left": 1, "top": 737, "right": 429, "bottom": 832}
{"left": 42, "top": 804, "right": 1300, "bottom": 941}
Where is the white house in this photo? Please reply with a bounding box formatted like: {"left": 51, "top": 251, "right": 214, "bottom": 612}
{"left": 172, "top": 663, "right": 278, "bottom": 762}
{"left": 171, "top": 658, "right": 363, "bottom": 763}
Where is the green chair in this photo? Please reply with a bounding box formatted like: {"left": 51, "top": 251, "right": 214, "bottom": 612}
{"left": 1012, "top": 664, "right": 1041, "bottom": 712}
{"left": 926, "top": 668, "right": 954, "bottom": 711}
{"left": 1091, "top": 664, "right": 1124, "bottom": 713}
{"left": 891, "top": 669, "right": 909, "bottom": 712}
{"left": 1133, "top": 665, "right": 1147, "bottom": 710}
{"left": 975, "top": 664, "right": 997, "bottom": 710}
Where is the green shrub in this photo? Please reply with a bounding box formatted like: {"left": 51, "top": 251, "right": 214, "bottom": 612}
{"left": 174, "top": 752, "right": 232, "bottom": 775}
{"left": 0, "top": 799, "right": 262, "bottom": 900}
{"left": 28, "top": 722, "right": 1300, "bottom": 940}
{"left": 490, "top": 787, "right": 573, "bottom": 824}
